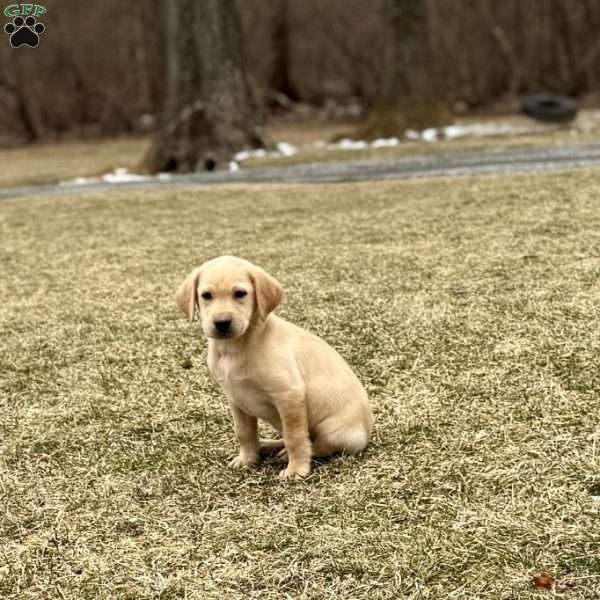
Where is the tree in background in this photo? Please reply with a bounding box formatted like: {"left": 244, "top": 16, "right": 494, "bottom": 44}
{"left": 269, "top": 0, "right": 299, "bottom": 106}
{"left": 356, "top": 0, "right": 448, "bottom": 138}
{"left": 144, "top": 0, "right": 269, "bottom": 173}
{"left": 3, "top": 0, "right": 600, "bottom": 147}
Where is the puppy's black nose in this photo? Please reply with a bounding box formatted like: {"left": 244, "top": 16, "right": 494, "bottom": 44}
{"left": 214, "top": 319, "right": 232, "bottom": 334}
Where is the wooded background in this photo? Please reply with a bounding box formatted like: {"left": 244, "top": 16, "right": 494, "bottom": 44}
{"left": 1, "top": 0, "right": 599, "bottom": 146}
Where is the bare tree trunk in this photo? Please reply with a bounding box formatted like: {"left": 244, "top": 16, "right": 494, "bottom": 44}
{"left": 357, "top": 0, "right": 447, "bottom": 138}
{"left": 481, "top": 0, "right": 524, "bottom": 96}
{"left": 270, "top": 0, "right": 298, "bottom": 102}
{"left": 132, "top": 4, "right": 151, "bottom": 113}
{"left": 13, "top": 53, "right": 45, "bottom": 141}
{"left": 381, "top": 0, "right": 425, "bottom": 104}
{"left": 163, "top": 0, "right": 180, "bottom": 122}
{"left": 144, "top": 0, "right": 269, "bottom": 173}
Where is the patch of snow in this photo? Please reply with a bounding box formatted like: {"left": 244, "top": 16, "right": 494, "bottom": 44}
{"left": 421, "top": 128, "right": 439, "bottom": 143}
{"left": 234, "top": 149, "right": 262, "bottom": 160}
{"left": 60, "top": 167, "right": 168, "bottom": 186}
{"left": 229, "top": 161, "right": 240, "bottom": 172}
{"left": 233, "top": 150, "right": 250, "bottom": 161}
{"left": 335, "top": 138, "right": 369, "bottom": 150}
{"left": 326, "top": 136, "right": 402, "bottom": 150}
{"left": 442, "top": 125, "right": 467, "bottom": 139}
{"left": 102, "top": 168, "right": 149, "bottom": 183}
{"left": 371, "top": 137, "right": 400, "bottom": 148}
{"left": 234, "top": 148, "right": 268, "bottom": 161}
{"left": 319, "top": 117, "right": 568, "bottom": 150}
{"left": 276, "top": 141, "right": 297, "bottom": 156}
{"left": 60, "top": 176, "right": 96, "bottom": 186}
{"left": 442, "top": 122, "right": 530, "bottom": 140}
{"left": 234, "top": 143, "right": 297, "bottom": 162}
{"left": 404, "top": 120, "right": 562, "bottom": 143}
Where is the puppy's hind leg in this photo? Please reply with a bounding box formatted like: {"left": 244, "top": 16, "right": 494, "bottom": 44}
{"left": 312, "top": 423, "right": 369, "bottom": 458}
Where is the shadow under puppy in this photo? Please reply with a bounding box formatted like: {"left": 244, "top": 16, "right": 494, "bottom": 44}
{"left": 176, "top": 256, "right": 373, "bottom": 479}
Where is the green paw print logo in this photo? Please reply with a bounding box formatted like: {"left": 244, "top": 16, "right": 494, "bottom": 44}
{"left": 4, "top": 3, "right": 46, "bottom": 48}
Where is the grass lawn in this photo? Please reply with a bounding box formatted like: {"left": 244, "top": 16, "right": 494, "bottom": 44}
{"left": 0, "top": 137, "right": 151, "bottom": 189}
{"left": 1, "top": 170, "right": 600, "bottom": 598}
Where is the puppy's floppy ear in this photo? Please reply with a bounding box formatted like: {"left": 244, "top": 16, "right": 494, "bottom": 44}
{"left": 175, "top": 268, "right": 202, "bottom": 322}
{"left": 249, "top": 265, "right": 283, "bottom": 321}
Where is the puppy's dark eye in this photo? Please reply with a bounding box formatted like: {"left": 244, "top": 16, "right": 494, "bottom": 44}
{"left": 201, "top": 291, "right": 213, "bottom": 301}
{"left": 234, "top": 290, "right": 247, "bottom": 299}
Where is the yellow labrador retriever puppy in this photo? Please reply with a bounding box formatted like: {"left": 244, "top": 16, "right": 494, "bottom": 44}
{"left": 176, "top": 256, "right": 373, "bottom": 479}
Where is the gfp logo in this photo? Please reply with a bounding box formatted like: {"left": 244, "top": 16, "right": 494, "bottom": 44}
{"left": 4, "top": 4, "right": 46, "bottom": 48}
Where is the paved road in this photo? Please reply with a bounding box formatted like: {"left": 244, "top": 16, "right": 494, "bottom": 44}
{"left": 3, "top": 142, "right": 600, "bottom": 200}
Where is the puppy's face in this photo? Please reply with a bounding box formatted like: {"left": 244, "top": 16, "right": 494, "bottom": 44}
{"left": 197, "top": 265, "right": 255, "bottom": 340}
{"left": 175, "top": 256, "right": 283, "bottom": 341}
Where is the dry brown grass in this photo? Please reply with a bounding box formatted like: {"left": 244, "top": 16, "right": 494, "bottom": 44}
{"left": 0, "top": 137, "right": 150, "bottom": 188}
{"left": 1, "top": 170, "right": 600, "bottom": 598}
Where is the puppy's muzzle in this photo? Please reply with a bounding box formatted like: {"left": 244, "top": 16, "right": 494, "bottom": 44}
{"left": 213, "top": 318, "right": 233, "bottom": 337}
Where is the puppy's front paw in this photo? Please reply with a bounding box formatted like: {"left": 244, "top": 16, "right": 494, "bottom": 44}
{"left": 279, "top": 462, "right": 311, "bottom": 480}
{"left": 228, "top": 454, "right": 257, "bottom": 469}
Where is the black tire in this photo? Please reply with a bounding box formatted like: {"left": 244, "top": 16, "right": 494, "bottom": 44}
{"left": 521, "top": 94, "right": 578, "bottom": 123}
